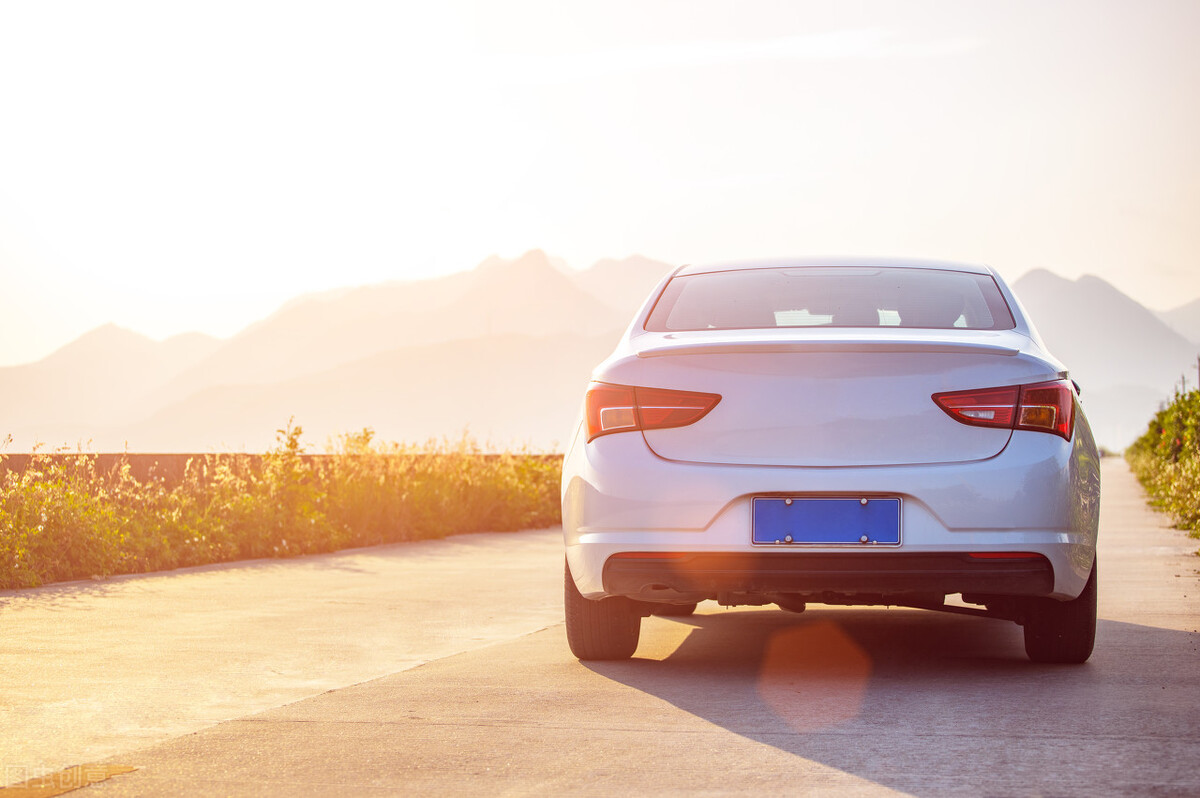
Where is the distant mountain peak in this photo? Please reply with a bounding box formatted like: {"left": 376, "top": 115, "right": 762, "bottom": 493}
{"left": 82, "top": 322, "right": 149, "bottom": 341}
{"left": 1159, "top": 295, "right": 1200, "bottom": 345}
{"left": 474, "top": 253, "right": 508, "bottom": 272}
{"left": 39, "top": 323, "right": 155, "bottom": 364}
{"left": 163, "top": 330, "right": 221, "bottom": 346}
{"left": 1013, "top": 268, "right": 1074, "bottom": 293}
{"left": 468, "top": 249, "right": 575, "bottom": 295}
{"left": 475, "top": 248, "right": 556, "bottom": 274}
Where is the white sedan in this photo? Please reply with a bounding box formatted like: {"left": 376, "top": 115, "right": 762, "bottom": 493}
{"left": 561, "top": 258, "right": 1101, "bottom": 663}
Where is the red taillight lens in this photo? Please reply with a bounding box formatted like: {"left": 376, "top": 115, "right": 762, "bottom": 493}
{"left": 933, "top": 379, "right": 1076, "bottom": 441}
{"left": 585, "top": 382, "right": 720, "bottom": 442}
{"left": 1016, "top": 380, "right": 1075, "bottom": 440}
{"left": 635, "top": 387, "right": 720, "bottom": 429}
{"left": 931, "top": 386, "right": 1019, "bottom": 429}
{"left": 585, "top": 384, "right": 638, "bottom": 439}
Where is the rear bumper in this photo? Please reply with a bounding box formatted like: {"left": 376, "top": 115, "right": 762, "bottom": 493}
{"left": 602, "top": 552, "right": 1055, "bottom": 601}
{"left": 562, "top": 418, "right": 1101, "bottom": 601}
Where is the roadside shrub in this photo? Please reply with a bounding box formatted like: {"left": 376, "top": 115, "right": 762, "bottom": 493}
{"left": 0, "top": 424, "right": 562, "bottom": 589}
{"left": 1127, "top": 388, "right": 1200, "bottom": 543}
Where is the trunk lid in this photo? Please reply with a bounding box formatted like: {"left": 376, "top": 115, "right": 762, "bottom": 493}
{"left": 615, "top": 329, "right": 1056, "bottom": 467}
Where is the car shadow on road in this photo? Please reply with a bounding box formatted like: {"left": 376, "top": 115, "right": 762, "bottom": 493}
{"left": 583, "top": 607, "right": 1198, "bottom": 795}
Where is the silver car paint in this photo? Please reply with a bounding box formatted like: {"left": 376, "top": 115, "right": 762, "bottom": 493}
{"left": 562, "top": 259, "right": 1100, "bottom": 602}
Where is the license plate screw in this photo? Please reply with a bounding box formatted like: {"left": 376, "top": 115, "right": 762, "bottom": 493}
{"left": 784, "top": 534, "right": 793, "bottom": 543}
{"left": 785, "top": 498, "right": 793, "bottom": 505}
{"left": 860, "top": 534, "right": 869, "bottom": 543}
{"left": 860, "top": 498, "right": 868, "bottom": 505}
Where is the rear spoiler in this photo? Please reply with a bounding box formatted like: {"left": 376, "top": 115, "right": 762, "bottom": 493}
{"left": 637, "top": 339, "right": 1021, "bottom": 358}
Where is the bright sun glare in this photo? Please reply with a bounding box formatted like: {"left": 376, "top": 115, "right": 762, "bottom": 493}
{"left": 1, "top": 0, "right": 1198, "bottom": 366}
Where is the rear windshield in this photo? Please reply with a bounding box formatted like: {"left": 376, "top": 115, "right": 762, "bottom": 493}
{"left": 645, "top": 266, "right": 1015, "bottom": 331}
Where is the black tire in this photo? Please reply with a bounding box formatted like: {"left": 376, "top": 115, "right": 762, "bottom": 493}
{"left": 651, "top": 602, "right": 698, "bottom": 617}
{"left": 1024, "top": 559, "right": 1097, "bottom": 664}
{"left": 564, "top": 560, "right": 641, "bottom": 660}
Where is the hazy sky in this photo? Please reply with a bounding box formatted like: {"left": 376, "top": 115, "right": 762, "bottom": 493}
{"left": 2, "top": 0, "right": 1198, "bottom": 366}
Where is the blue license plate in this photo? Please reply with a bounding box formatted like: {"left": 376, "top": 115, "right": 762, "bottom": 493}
{"left": 752, "top": 497, "right": 901, "bottom": 545}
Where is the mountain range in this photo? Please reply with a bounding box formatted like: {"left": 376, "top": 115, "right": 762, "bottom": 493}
{"left": 1, "top": 251, "right": 671, "bottom": 452}
{"left": 2, "top": 252, "right": 1197, "bottom": 452}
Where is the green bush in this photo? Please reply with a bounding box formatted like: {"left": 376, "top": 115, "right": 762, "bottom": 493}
{"left": 0, "top": 422, "right": 562, "bottom": 589}
{"left": 1126, "top": 388, "right": 1200, "bottom": 543}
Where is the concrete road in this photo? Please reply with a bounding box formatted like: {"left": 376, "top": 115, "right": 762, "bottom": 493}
{"left": 0, "top": 530, "right": 564, "bottom": 786}
{"left": 3, "top": 459, "right": 1199, "bottom": 796}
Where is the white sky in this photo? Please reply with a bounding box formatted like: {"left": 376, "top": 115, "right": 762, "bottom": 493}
{"left": 1, "top": 0, "right": 1198, "bottom": 366}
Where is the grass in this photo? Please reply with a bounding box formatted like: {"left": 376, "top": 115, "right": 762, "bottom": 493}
{"left": 1126, "top": 388, "right": 1200, "bottom": 550}
{"left": 0, "top": 421, "right": 562, "bottom": 589}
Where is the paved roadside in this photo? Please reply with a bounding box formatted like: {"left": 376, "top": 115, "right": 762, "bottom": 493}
{"left": 0, "top": 528, "right": 564, "bottom": 786}
{"left": 1094, "top": 457, "right": 1200, "bottom": 627}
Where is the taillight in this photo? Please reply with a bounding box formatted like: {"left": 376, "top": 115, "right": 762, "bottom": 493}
{"left": 930, "top": 386, "right": 1019, "bottom": 430}
{"left": 585, "top": 382, "right": 720, "bottom": 442}
{"left": 933, "top": 379, "right": 1075, "bottom": 440}
{"left": 1016, "top": 381, "right": 1075, "bottom": 439}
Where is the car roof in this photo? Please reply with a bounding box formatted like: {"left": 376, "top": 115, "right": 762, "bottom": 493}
{"left": 674, "top": 257, "right": 993, "bottom": 277}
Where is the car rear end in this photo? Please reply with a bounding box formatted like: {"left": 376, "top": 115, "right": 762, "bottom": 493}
{"left": 562, "top": 259, "right": 1100, "bottom": 662}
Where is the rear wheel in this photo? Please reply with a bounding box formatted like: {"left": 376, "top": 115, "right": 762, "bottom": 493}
{"left": 651, "top": 602, "right": 698, "bottom": 617}
{"left": 564, "top": 560, "right": 641, "bottom": 660}
{"left": 1023, "top": 559, "right": 1097, "bottom": 664}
